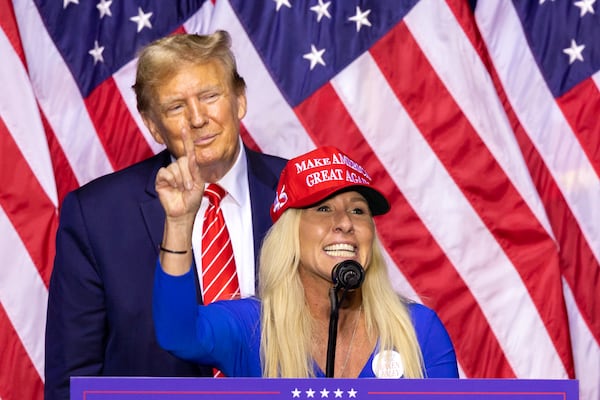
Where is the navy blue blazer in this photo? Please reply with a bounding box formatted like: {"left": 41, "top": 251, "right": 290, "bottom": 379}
{"left": 45, "top": 147, "right": 286, "bottom": 400}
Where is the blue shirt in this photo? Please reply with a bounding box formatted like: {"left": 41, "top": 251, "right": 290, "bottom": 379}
{"left": 153, "top": 264, "right": 458, "bottom": 378}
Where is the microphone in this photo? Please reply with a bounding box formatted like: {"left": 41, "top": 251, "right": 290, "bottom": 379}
{"left": 331, "top": 260, "right": 365, "bottom": 291}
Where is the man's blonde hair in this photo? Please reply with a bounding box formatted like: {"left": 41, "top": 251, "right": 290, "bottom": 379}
{"left": 133, "top": 30, "right": 246, "bottom": 113}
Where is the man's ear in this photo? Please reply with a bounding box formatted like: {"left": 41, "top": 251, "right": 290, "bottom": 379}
{"left": 142, "top": 112, "right": 164, "bottom": 145}
{"left": 237, "top": 91, "right": 247, "bottom": 120}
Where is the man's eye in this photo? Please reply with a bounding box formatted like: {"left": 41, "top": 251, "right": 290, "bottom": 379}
{"left": 351, "top": 207, "right": 366, "bottom": 215}
{"left": 166, "top": 104, "right": 183, "bottom": 113}
{"left": 202, "top": 93, "right": 219, "bottom": 102}
{"left": 316, "top": 205, "right": 330, "bottom": 212}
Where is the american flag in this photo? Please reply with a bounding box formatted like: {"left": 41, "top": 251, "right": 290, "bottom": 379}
{"left": 1, "top": 0, "right": 598, "bottom": 399}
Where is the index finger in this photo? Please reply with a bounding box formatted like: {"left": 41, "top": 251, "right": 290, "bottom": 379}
{"left": 180, "top": 124, "right": 203, "bottom": 188}
{"left": 180, "top": 124, "right": 195, "bottom": 162}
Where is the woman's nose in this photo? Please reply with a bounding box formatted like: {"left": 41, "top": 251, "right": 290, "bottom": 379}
{"left": 332, "top": 210, "right": 354, "bottom": 233}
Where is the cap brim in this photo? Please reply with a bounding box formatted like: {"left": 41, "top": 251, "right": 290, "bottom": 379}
{"left": 351, "top": 186, "right": 390, "bottom": 216}
{"left": 297, "top": 185, "right": 390, "bottom": 216}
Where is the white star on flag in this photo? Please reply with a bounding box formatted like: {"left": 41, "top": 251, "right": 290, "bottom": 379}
{"left": 348, "top": 6, "right": 372, "bottom": 32}
{"left": 88, "top": 40, "right": 104, "bottom": 64}
{"left": 303, "top": 44, "right": 326, "bottom": 70}
{"left": 306, "top": 388, "right": 315, "bottom": 398}
{"left": 63, "top": 0, "right": 78, "bottom": 8}
{"left": 320, "top": 388, "right": 330, "bottom": 398}
{"left": 130, "top": 7, "right": 152, "bottom": 33}
{"left": 563, "top": 39, "right": 585, "bottom": 64}
{"left": 574, "top": 0, "right": 595, "bottom": 16}
{"left": 348, "top": 388, "right": 358, "bottom": 398}
{"left": 96, "top": 0, "right": 112, "bottom": 18}
{"left": 291, "top": 388, "right": 301, "bottom": 398}
{"left": 310, "top": 0, "right": 332, "bottom": 22}
{"left": 274, "top": 0, "right": 291, "bottom": 12}
{"left": 334, "top": 388, "right": 344, "bottom": 398}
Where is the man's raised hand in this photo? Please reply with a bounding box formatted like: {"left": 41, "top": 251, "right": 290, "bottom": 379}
{"left": 155, "top": 126, "right": 205, "bottom": 220}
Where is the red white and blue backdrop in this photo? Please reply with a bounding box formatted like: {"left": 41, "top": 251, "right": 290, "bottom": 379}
{"left": 0, "top": 1, "right": 598, "bottom": 399}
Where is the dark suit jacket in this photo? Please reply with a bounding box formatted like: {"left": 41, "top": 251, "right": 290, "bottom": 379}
{"left": 44, "top": 147, "right": 286, "bottom": 400}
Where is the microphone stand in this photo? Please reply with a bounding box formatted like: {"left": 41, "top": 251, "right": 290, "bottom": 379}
{"left": 325, "top": 286, "right": 343, "bottom": 378}
{"left": 325, "top": 260, "right": 364, "bottom": 378}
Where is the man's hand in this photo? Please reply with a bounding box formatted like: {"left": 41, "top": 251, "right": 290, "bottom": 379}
{"left": 155, "top": 126, "right": 203, "bottom": 275}
{"left": 155, "top": 126, "right": 205, "bottom": 221}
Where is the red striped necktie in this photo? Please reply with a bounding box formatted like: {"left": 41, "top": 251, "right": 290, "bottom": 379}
{"left": 201, "top": 184, "right": 240, "bottom": 378}
{"left": 201, "top": 183, "right": 240, "bottom": 304}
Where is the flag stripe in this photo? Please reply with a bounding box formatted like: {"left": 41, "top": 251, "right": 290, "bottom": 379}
{"left": 0, "top": 23, "right": 58, "bottom": 275}
{"left": 0, "top": 101, "right": 57, "bottom": 287}
{"left": 0, "top": 206, "right": 49, "bottom": 382}
{"left": 112, "top": 58, "right": 167, "bottom": 156}
{"left": 0, "top": 0, "right": 25, "bottom": 65}
{"left": 41, "top": 110, "right": 80, "bottom": 206}
{"left": 556, "top": 78, "right": 600, "bottom": 178}
{"left": 85, "top": 77, "right": 154, "bottom": 170}
{"left": 0, "top": 305, "right": 43, "bottom": 400}
{"left": 563, "top": 280, "right": 600, "bottom": 394}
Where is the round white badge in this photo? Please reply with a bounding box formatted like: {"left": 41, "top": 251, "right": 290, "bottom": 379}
{"left": 372, "top": 350, "right": 404, "bottom": 378}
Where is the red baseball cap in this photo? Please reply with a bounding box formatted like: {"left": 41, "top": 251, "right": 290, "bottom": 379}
{"left": 270, "top": 146, "right": 390, "bottom": 222}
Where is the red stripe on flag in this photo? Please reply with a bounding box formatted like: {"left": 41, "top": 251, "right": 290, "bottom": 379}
{"left": 40, "top": 110, "right": 79, "bottom": 206}
{"left": 0, "top": 116, "right": 57, "bottom": 285}
{"left": 372, "top": 20, "right": 574, "bottom": 376}
{"left": 85, "top": 77, "right": 154, "bottom": 171}
{"left": 240, "top": 122, "right": 261, "bottom": 153}
{"left": 0, "top": 304, "right": 43, "bottom": 400}
{"left": 295, "top": 83, "right": 515, "bottom": 377}
{"left": 0, "top": 0, "right": 25, "bottom": 65}
{"left": 172, "top": 25, "right": 187, "bottom": 35}
{"left": 556, "top": 78, "right": 600, "bottom": 178}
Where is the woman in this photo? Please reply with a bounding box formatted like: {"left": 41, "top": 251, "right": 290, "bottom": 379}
{"left": 153, "top": 143, "right": 458, "bottom": 378}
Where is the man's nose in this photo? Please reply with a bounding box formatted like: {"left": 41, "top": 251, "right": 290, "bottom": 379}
{"left": 188, "top": 100, "right": 208, "bottom": 127}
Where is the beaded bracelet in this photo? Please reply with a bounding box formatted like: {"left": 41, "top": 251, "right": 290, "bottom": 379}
{"left": 159, "top": 245, "right": 188, "bottom": 255}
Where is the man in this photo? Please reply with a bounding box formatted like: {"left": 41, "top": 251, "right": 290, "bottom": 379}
{"left": 45, "top": 31, "right": 287, "bottom": 400}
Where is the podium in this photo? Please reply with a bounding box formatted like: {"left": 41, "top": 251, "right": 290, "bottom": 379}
{"left": 71, "top": 377, "right": 577, "bottom": 399}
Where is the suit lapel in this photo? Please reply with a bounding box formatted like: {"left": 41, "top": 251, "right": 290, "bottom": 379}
{"left": 140, "top": 150, "right": 170, "bottom": 252}
{"left": 245, "top": 147, "right": 282, "bottom": 270}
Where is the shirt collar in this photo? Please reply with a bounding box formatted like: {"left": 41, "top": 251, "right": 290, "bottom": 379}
{"left": 211, "top": 138, "right": 248, "bottom": 207}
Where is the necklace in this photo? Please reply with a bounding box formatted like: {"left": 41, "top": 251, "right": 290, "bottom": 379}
{"left": 339, "top": 305, "right": 362, "bottom": 377}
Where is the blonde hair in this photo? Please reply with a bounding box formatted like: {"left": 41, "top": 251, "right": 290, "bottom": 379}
{"left": 133, "top": 30, "right": 246, "bottom": 113}
{"left": 258, "top": 208, "right": 424, "bottom": 377}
